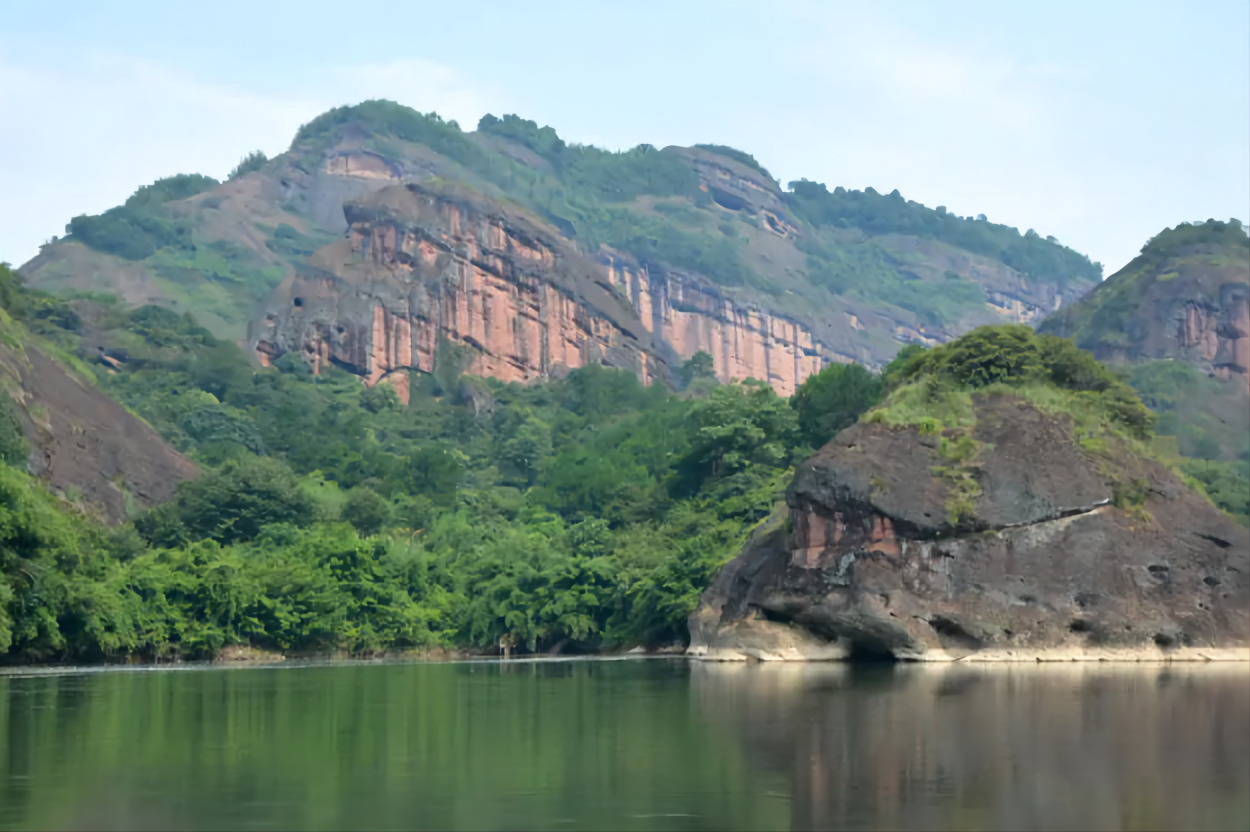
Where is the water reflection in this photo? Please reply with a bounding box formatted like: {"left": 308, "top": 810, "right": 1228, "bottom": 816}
{"left": 1, "top": 659, "right": 1246, "bottom": 831}
{"left": 692, "top": 662, "right": 1250, "bottom": 832}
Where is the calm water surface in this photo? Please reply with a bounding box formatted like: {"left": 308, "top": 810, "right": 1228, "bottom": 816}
{"left": 1, "top": 658, "right": 1246, "bottom": 831}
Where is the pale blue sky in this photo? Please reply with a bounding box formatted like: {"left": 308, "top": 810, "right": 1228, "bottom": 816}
{"left": 2, "top": 0, "right": 1247, "bottom": 277}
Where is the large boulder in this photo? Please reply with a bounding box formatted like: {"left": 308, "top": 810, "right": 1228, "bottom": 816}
{"left": 689, "top": 394, "right": 1250, "bottom": 661}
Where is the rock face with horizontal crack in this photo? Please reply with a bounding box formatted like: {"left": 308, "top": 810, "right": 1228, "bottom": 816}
{"left": 688, "top": 395, "right": 1250, "bottom": 661}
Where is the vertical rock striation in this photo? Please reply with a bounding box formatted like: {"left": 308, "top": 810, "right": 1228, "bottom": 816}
{"left": 598, "top": 251, "right": 825, "bottom": 396}
{"left": 252, "top": 182, "right": 675, "bottom": 401}
{"left": 252, "top": 181, "right": 853, "bottom": 399}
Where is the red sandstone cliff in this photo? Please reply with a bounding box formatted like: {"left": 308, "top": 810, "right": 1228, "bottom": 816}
{"left": 251, "top": 182, "right": 677, "bottom": 402}
{"left": 598, "top": 252, "right": 825, "bottom": 396}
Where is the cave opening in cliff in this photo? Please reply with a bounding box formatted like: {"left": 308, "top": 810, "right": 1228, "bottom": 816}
{"left": 846, "top": 639, "right": 899, "bottom": 664}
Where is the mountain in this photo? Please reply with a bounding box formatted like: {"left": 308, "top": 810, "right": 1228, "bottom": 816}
{"left": 19, "top": 101, "right": 1101, "bottom": 398}
{"left": 1039, "top": 219, "right": 1249, "bottom": 390}
{"left": 1038, "top": 219, "right": 1249, "bottom": 469}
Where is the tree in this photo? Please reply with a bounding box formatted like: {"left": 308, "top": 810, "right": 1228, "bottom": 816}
{"left": 360, "top": 383, "right": 399, "bottom": 414}
{"left": 1194, "top": 436, "right": 1223, "bottom": 462}
{"left": 0, "top": 263, "right": 26, "bottom": 315}
{"left": 137, "top": 456, "right": 318, "bottom": 547}
{"left": 791, "top": 362, "right": 883, "bottom": 449}
{"left": 679, "top": 380, "right": 799, "bottom": 484}
{"left": 679, "top": 351, "right": 716, "bottom": 389}
{"left": 228, "top": 151, "right": 268, "bottom": 180}
{"left": 0, "top": 394, "right": 28, "bottom": 469}
{"left": 341, "top": 488, "right": 392, "bottom": 537}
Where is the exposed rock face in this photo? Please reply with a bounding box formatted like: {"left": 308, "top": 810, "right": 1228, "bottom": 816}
{"left": 600, "top": 252, "right": 825, "bottom": 396}
{"left": 666, "top": 147, "right": 800, "bottom": 239}
{"left": 1184, "top": 282, "right": 1250, "bottom": 389}
{"left": 0, "top": 343, "right": 198, "bottom": 523}
{"left": 251, "top": 182, "right": 677, "bottom": 400}
{"left": 1039, "top": 242, "right": 1250, "bottom": 394}
{"left": 689, "top": 395, "right": 1250, "bottom": 662}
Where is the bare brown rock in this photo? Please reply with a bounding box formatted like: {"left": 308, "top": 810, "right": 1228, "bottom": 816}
{"left": 599, "top": 251, "right": 824, "bottom": 396}
{"left": 689, "top": 395, "right": 1250, "bottom": 662}
{"left": 251, "top": 181, "right": 677, "bottom": 399}
{"left": 0, "top": 342, "right": 197, "bottom": 523}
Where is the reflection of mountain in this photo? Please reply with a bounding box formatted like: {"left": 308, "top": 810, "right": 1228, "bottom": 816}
{"left": 691, "top": 664, "right": 1250, "bottom": 832}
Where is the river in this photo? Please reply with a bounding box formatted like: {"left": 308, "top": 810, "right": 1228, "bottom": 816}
{"left": 1, "top": 658, "right": 1246, "bottom": 831}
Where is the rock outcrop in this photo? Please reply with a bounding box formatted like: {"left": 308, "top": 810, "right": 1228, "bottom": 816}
{"left": 688, "top": 395, "right": 1250, "bottom": 662}
{"left": 1039, "top": 239, "right": 1250, "bottom": 394}
{"left": 600, "top": 252, "right": 825, "bottom": 396}
{"left": 666, "top": 146, "right": 800, "bottom": 239}
{"left": 251, "top": 182, "right": 678, "bottom": 400}
{"left": 0, "top": 341, "right": 198, "bottom": 523}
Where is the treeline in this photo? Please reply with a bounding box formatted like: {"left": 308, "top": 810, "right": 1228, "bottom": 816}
{"left": 64, "top": 174, "right": 219, "bottom": 260}
{"left": 1140, "top": 217, "right": 1248, "bottom": 257}
{"left": 785, "top": 180, "right": 1103, "bottom": 288}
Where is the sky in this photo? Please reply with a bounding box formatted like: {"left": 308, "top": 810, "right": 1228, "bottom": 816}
{"left": 1, "top": 0, "right": 1247, "bottom": 278}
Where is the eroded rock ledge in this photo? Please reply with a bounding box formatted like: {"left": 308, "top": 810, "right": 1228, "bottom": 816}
{"left": 688, "top": 396, "right": 1250, "bottom": 662}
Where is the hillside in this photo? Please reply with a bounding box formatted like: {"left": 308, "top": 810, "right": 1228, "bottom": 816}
{"left": 1037, "top": 219, "right": 1249, "bottom": 513}
{"left": 19, "top": 101, "right": 1101, "bottom": 394}
{"left": 0, "top": 265, "right": 198, "bottom": 523}
{"left": 1039, "top": 218, "right": 1249, "bottom": 390}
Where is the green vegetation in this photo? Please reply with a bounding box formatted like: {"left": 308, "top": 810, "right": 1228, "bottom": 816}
{"left": 3, "top": 272, "right": 1242, "bottom": 663}
{"left": 786, "top": 180, "right": 1102, "bottom": 289}
{"left": 692, "top": 144, "right": 773, "bottom": 177}
{"left": 0, "top": 392, "right": 26, "bottom": 467}
{"left": 1038, "top": 219, "right": 1249, "bottom": 353}
{"left": 65, "top": 174, "right": 219, "bottom": 261}
{"left": 1128, "top": 360, "right": 1249, "bottom": 524}
{"left": 799, "top": 233, "right": 988, "bottom": 328}
{"left": 5, "top": 282, "right": 870, "bottom": 662}
{"left": 864, "top": 325, "right": 1248, "bottom": 525}
{"left": 1141, "top": 218, "right": 1248, "bottom": 257}
{"left": 228, "top": 150, "right": 268, "bottom": 180}
{"left": 882, "top": 324, "right": 1155, "bottom": 439}
{"left": 791, "top": 362, "right": 883, "bottom": 449}
{"left": 52, "top": 172, "right": 300, "bottom": 338}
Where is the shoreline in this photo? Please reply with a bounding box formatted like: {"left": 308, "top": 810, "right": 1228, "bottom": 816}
{"left": 686, "top": 645, "right": 1250, "bottom": 663}
{"left": 4, "top": 643, "right": 1249, "bottom": 675}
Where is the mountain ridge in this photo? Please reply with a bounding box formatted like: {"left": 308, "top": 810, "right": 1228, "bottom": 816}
{"left": 19, "top": 99, "right": 1101, "bottom": 396}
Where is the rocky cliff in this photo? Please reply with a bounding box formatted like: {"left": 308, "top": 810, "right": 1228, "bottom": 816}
{"left": 688, "top": 394, "right": 1250, "bottom": 662}
{"left": 1039, "top": 223, "right": 1250, "bottom": 394}
{"left": 599, "top": 252, "right": 826, "bottom": 396}
{"left": 251, "top": 182, "right": 676, "bottom": 400}
{"left": 0, "top": 337, "right": 198, "bottom": 523}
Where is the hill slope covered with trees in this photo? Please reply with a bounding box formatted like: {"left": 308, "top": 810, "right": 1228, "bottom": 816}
{"left": 2, "top": 254, "right": 1243, "bottom": 663}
